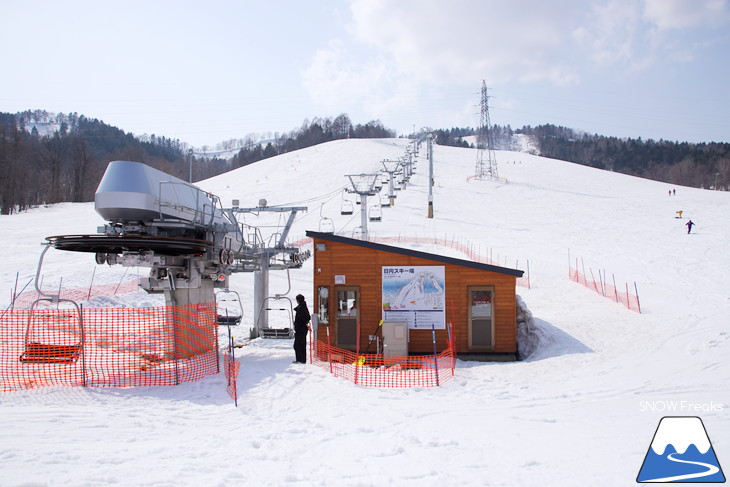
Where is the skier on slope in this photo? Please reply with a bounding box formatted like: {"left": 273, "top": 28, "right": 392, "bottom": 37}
{"left": 686, "top": 219, "right": 695, "bottom": 234}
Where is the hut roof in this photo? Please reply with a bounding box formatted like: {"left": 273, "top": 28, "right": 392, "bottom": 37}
{"left": 306, "top": 231, "right": 524, "bottom": 278}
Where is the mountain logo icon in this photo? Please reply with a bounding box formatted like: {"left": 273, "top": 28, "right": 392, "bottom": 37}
{"left": 637, "top": 416, "right": 725, "bottom": 483}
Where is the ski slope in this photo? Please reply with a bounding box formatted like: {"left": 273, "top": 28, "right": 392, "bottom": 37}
{"left": 1, "top": 138, "right": 728, "bottom": 486}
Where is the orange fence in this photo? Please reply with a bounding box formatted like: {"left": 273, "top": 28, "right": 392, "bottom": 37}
{"left": 222, "top": 326, "right": 240, "bottom": 406}
{"left": 569, "top": 257, "right": 641, "bottom": 313}
{"left": 223, "top": 353, "right": 240, "bottom": 404}
{"left": 309, "top": 325, "right": 456, "bottom": 388}
{"left": 0, "top": 303, "right": 219, "bottom": 392}
{"left": 10, "top": 278, "right": 141, "bottom": 310}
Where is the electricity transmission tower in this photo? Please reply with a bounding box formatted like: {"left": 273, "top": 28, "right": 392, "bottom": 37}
{"left": 474, "top": 80, "right": 499, "bottom": 180}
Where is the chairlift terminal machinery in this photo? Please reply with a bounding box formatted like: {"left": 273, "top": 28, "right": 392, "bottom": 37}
{"left": 42, "top": 160, "right": 309, "bottom": 343}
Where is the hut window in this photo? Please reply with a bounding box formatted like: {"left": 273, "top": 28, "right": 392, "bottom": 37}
{"left": 337, "top": 289, "right": 358, "bottom": 316}
{"left": 317, "top": 286, "right": 330, "bottom": 325}
{"left": 468, "top": 286, "right": 494, "bottom": 350}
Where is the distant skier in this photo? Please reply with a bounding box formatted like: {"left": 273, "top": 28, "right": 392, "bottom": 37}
{"left": 686, "top": 220, "right": 695, "bottom": 234}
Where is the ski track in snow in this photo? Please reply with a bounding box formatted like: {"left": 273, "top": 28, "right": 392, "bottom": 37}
{"left": 1, "top": 138, "right": 728, "bottom": 486}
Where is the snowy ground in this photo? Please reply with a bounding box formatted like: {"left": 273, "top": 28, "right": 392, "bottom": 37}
{"left": 1, "top": 138, "right": 728, "bottom": 486}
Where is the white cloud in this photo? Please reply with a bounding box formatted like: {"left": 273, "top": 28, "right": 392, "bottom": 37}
{"left": 346, "top": 0, "right": 582, "bottom": 86}
{"left": 573, "top": 0, "right": 653, "bottom": 70}
{"left": 300, "top": 39, "right": 417, "bottom": 118}
{"left": 643, "top": 0, "right": 729, "bottom": 29}
{"left": 300, "top": 0, "right": 730, "bottom": 127}
{"left": 300, "top": 0, "right": 589, "bottom": 119}
{"left": 572, "top": 0, "right": 729, "bottom": 71}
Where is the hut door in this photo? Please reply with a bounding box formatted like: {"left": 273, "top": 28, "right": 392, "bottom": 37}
{"left": 335, "top": 286, "right": 359, "bottom": 350}
{"left": 468, "top": 286, "right": 494, "bottom": 350}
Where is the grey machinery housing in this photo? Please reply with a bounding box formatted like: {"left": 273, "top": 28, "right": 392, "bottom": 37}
{"left": 48, "top": 161, "right": 307, "bottom": 317}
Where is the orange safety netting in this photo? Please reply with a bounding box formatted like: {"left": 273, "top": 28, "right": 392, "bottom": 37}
{"left": 570, "top": 264, "right": 641, "bottom": 313}
{"left": 10, "top": 279, "right": 142, "bottom": 310}
{"left": 309, "top": 329, "right": 456, "bottom": 388}
{"left": 0, "top": 303, "right": 219, "bottom": 392}
{"left": 223, "top": 353, "right": 240, "bottom": 402}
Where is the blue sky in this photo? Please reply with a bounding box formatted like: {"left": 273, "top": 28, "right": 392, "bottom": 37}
{"left": 2, "top": 0, "right": 729, "bottom": 147}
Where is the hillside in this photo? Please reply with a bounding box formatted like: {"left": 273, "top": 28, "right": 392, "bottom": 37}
{"left": 1, "top": 138, "right": 728, "bottom": 486}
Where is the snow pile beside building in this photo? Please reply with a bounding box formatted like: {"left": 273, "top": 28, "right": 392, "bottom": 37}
{"left": 515, "top": 294, "right": 540, "bottom": 360}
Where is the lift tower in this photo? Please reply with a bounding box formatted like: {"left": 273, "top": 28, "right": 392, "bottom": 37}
{"left": 345, "top": 174, "right": 379, "bottom": 241}
{"left": 229, "top": 201, "right": 307, "bottom": 338}
{"left": 381, "top": 159, "right": 401, "bottom": 207}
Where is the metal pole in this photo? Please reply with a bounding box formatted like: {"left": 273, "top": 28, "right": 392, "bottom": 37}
{"left": 87, "top": 267, "right": 96, "bottom": 300}
{"left": 12, "top": 272, "right": 18, "bottom": 306}
{"left": 389, "top": 172, "right": 395, "bottom": 206}
{"left": 360, "top": 193, "right": 368, "bottom": 241}
{"left": 1, "top": 278, "right": 32, "bottom": 320}
{"left": 431, "top": 323, "right": 439, "bottom": 386}
{"left": 228, "top": 325, "right": 237, "bottom": 407}
{"left": 80, "top": 304, "right": 87, "bottom": 387}
{"left": 253, "top": 256, "right": 269, "bottom": 338}
{"left": 354, "top": 322, "right": 361, "bottom": 385}
{"left": 326, "top": 326, "right": 333, "bottom": 374}
{"left": 428, "top": 136, "right": 434, "bottom": 218}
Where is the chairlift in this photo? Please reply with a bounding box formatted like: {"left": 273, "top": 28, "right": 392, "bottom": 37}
{"left": 340, "top": 199, "right": 354, "bottom": 215}
{"left": 369, "top": 205, "right": 382, "bottom": 222}
{"left": 287, "top": 249, "right": 311, "bottom": 269}
{"left": 258, "top": 296, "right": 294, "bottom": 339}
{"left": 258, "top": 267, "right": 295, "bottom": 339}
{"left": 318, "top": 203, "right": 335, "bottom": 233}
{"left": 319, "top": 218, "right": 335, "bottom": 233}
{"left": 215, "top": 289, "right": 243, "bottom": 327}
{"left": 352, "top": 227, "right": 363, "bottom": 239}
{"left": 20, "top": 300, "right": 84, "bottom": 364}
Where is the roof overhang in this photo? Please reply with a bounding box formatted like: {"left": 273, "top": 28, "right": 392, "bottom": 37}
{"left": 306, "top": 231, "right": 524, "bottom": 278}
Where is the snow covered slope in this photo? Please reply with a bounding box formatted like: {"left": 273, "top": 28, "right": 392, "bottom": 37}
{"left": 1, "top": 138, "right": 728, "bottom": 486}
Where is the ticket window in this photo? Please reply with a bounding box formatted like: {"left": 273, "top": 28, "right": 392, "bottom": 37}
{"left": 335, "top": 287, "right": 359, "bottom": 350}
{"left": 468, "top": 286, "right": 494, "bottom": 350}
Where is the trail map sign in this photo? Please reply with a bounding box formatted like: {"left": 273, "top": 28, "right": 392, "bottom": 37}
{"left": 382, "top": 266, "right": 445, "bottom": 329}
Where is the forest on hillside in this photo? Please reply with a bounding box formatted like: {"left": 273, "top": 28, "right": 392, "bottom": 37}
{"left": 432, "top": 124, "right": 730, "bottom": 191}
{"left": 1, "top": 110, "right": 726, "bottom": 214}
{"left": 0, "top": 111, "right": 394, "bottom": 214}
{"left": 518, "top": 125, "right": 730, "bottom": 190}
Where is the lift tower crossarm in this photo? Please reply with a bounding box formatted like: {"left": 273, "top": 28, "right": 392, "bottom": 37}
{"left": 345, "top": 174, "right": 379, "bottom": 241}
{"left": 225, "top": 204, "right": 308, "bottom": 338}
{"left": 228, "top": 205, "right": 307, "bottom": 249}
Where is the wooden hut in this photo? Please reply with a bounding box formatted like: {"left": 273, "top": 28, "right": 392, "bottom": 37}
{"left": 307, "top": 231, "right": 524, "bottom": 360}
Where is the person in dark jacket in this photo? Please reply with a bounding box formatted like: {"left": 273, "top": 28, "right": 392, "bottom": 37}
{"left": 686, "top": 219, "right": 695, "bottom": 234}
{"left": 293, "top": 294, "right": 311, "bottom": 363}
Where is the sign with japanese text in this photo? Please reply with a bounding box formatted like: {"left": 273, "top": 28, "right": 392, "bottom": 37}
{"left": 382, "top": 266, "right": 445, "bottom": 329}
